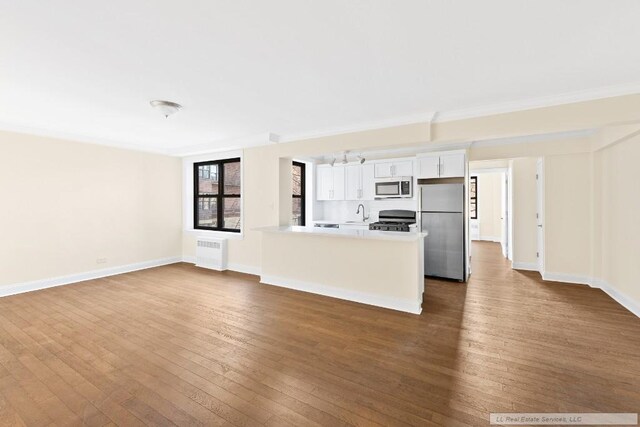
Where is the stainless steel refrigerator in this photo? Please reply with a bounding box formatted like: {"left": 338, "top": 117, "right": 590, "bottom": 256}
{"left": 419, "top": 182, "right": 465, "bottom": 281}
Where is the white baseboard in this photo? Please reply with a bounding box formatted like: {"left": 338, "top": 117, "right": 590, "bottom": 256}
{"left": 260, "top": 274, "right": 422, "bottom": 315}
{"left": 535, "top": 273, "right": 640, "bottom": 319}
{"left": 0, "top": 257, "right": 182, "bottom": 298}
{"left": 512, "top": 262, "right": 539, "bottom": 271}
{"left": 181, "top": 256, "right": 260, "bottom": 276}
{"left": 592, "top": 278, "right": 640, "bottom": 318}
{"left": 542, "top": 271, "right": 592, "bottom": 286}
{"left": 228, "top": 263, "right": 261, "bottom": 276}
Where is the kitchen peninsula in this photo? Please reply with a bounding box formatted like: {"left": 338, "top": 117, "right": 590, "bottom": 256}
{"left": 257, "top": 226, "right": 426, "bottom": 314}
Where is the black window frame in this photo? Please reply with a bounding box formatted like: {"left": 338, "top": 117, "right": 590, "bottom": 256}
{"left": 469, "top": 176, "right": 478, "bottom": 220}
{"left": 292, "top": 161, "right": 306, "bottom": 226}
{"left": 193, "top": 157, "right": 241, "bottom": 233}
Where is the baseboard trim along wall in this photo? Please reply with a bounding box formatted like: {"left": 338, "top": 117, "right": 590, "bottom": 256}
{"left": 260, "top": 275, "right": 423, "bottom": 315}
{"left": 542, "top": 271, "right": 593, "bottom": 286}
{"left": 0, "top": 257, "right": 182, "bottom": 298}
{"left": 511, "top": 262, "right": 539, "bottom": 271}
{"left": 181, "top": 256, "right": 261, "bottom": 276}
{"left": 591, "top": 278, "right": 640, "bottom": 319}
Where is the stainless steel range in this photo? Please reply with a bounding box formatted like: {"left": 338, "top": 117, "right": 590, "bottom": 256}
{"left": 369, "top": 210, "right": 416, "bottom": 232}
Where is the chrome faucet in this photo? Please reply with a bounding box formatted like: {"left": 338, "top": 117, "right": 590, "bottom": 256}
{"left": 356, "top": 204, "right": 369, "bottom": 222}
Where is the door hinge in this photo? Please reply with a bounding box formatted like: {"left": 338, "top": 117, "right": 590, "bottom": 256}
{"left": 536, "top": 213, "right": 539, "bottom": 219}
{"left": 536, "top": 252, "right": 539, "bottom": 258}
{"left": 536, "top": 173, "right": 539, "bottom": 180}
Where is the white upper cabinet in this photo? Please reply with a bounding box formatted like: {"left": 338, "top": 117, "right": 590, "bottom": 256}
{"left": 345, "top": 165, "right": 360, "bottom": 200}
{"left": 374, "top": 162, "right": 393, "bottom": 178}
{"left": 439, "top": 153, "right": 466, "bottom": 178}
{"left": 374, "top": 159, "right": 414, "bottom": 178}
{"left": 417, "top": 156, "right": 440, "bottom": 179}
{"left": 344, "top": 163, "right": 375, "bottom": 201}
{"left": 332, "top": 165, "right": 345, "bottom": 200}
{"left": 393, "top": 160, "right": 413, "bottom": 177}
{"left": 316, "top": 165, "right": 333, "bottom": 200}
{"left": 361, "top": 164, "right": 375, "bottom": 200}
{"left": 417, "top": 152, "right": 466, "bottom": 179}
{"left": 316, "top": 164, "right": 345, "bottom": 200}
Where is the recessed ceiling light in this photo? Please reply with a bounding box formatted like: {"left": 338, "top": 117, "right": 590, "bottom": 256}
{"left": 150, "top": 100, "right": 182, "bottom": 118}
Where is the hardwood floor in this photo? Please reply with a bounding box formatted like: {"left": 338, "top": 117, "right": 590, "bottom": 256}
{"left": 0, "top": 241, "right": 638, "bottom": 426}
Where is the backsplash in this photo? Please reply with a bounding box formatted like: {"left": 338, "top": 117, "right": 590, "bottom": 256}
{"left": 315, "top": 198, "right": 418, "bottom": 222}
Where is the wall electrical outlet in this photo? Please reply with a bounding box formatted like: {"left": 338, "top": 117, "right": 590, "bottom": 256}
{"left": 96, "top": 258, "right": 107, "bottom": 264}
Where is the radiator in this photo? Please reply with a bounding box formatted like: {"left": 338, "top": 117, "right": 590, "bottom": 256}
{"left": 195, "top": 238, "right": 228, "bottom": 271}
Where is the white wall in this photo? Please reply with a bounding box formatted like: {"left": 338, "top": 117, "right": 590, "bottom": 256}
{"left": 543, "top": 153, "right": 592, "bottom": 281}
{"left": 0, "top": 130, "right": 183, "bottom": 288}
{"left": 592, "top": 135, "right": 640, "bottom": 314}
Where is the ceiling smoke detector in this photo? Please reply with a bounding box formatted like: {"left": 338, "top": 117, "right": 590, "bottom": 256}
{"left": 150, "top": 100, "right": 182, "bottom": 118}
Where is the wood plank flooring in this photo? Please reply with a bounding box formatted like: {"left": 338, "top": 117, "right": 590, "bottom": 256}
{"left": 0, "top": 241, "right": 638, "bottom": 426}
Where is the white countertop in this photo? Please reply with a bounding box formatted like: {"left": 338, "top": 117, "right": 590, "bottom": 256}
{"left": 255, "top": 225, "right": 426, "bottom": 241}
{"left": 313, "top": 219, "right": 371, "bottom": 226}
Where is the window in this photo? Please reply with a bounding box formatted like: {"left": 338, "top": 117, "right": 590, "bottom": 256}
{"left": 194, "top": 158, "right": 241, "bottom": 232}
{"left": 469, "top": 176, "right": 478, "bottom": 219}
{"left": 291, "top": 161, "right": 305, "bottom": 226}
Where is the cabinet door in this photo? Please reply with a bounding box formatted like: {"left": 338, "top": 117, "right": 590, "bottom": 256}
{"left": 374, "top": 162, "right": 393, "bottom": 178}
{"left": 418, "top": 155, "right": 440, "bottom": 178}
{"left": 393, "top": 160, "right": 413, "bottom": 177}
{"left": 344, "top": 165, "right": 360, "bottom": 200}
{"left": 439, "top": 153, "right": 466, "bottom": 178}
{"left": 361, "top": 163, "right": 375, "bottom": 200}
{"left": 332, "top": 165, "right": 346, "bottom": 200}
{"left": 316, "top": 166, "right": 333, "bottom": 200}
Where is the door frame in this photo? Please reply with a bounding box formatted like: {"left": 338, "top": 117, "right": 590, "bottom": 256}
{"left": 468, "top": 167, "right": 511, "bottom": 259}
{"left": 536, "top": 158, "right": 545, "bottom": 274}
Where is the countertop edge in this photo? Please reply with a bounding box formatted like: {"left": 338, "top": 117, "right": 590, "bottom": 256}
{"left": 254, "top": 226, "right": 427, "bottom": 241}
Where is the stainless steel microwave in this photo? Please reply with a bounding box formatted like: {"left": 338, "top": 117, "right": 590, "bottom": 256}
{"left": 374, "top": 177, "right": 413, "bottom": 198}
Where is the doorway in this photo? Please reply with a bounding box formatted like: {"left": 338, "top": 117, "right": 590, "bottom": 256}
{"left": 468, "top": 167, "right": 510, "bottom": 260}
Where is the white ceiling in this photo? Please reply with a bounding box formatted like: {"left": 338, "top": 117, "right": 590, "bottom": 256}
{"left": 2, "top": 1, "right": 639, "bottom": 155}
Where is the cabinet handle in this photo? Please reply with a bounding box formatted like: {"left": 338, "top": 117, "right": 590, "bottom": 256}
{"left": 437, "top": 162, "right": 440, "bottom": 176}
{"left": 440, "top": 161, "right": 444, "bottom": 176}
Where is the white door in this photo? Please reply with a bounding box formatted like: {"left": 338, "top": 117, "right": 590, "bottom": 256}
{"left": 393, "top": 160, "right": 413, "bottom": 177}
{"left": 316, "top": 166, "right": 333, "bottom": 200}
{"left": 536, "top": 158, "right": 545, "bottom": 273}
{"left": 344, "top": 165, "right": 360, "bottom": 200}
{"left": 332, "top": 165, "right": 346, "bottom": 200}
{"left": 374, "top": 162, "right": 393, "bottom": 178}
{"left": 439, "top": 153, "right": 466, "bottom": 178}
{"left": 418, "top": 155, "right": 440, "bottom": 178}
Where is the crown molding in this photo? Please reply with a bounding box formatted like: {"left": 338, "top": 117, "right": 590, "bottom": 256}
{"left": 0, "top": 120, "right": 172, "bottom": 155}
{"left": 170, "top": 132, "right": 280, "bottom": 157}
{"left": 471, "top": 128, "right": 596, "bottom": 148}
{"left": 435, "top": 81, "right": 640, "bottom": 123}
{"left": 278, "top": 112, "right": 436, "bottom": 144}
